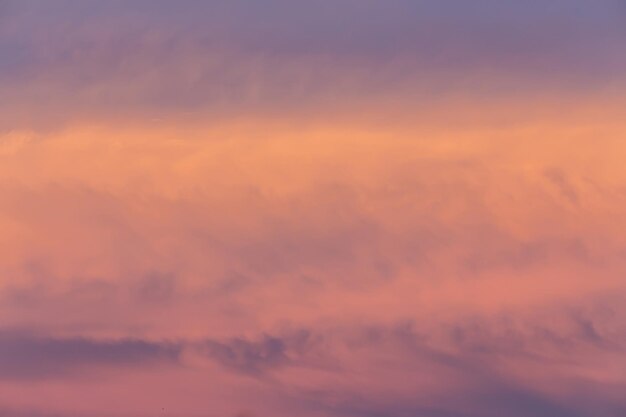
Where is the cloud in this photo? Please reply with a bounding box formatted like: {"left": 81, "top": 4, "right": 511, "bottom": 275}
{"left": 202, "top": 335, "right": 290, "bottom": 375}
{"left": 1, "top": 0, "right": 624, "bottom": 130}
{"left": 1, "top": 123, "right": 626, "bottom": 340}
{"left": 0, "top": 302, "right": 624, "bottom": 415}
{"left": 0, "top": 407, "right": 73, "bottom": 417}
{"left": 544, "top": 168, "right": 580, "bottom": 206}
{"left": 0, "top": 3, "right": 625, "bottom": 415}
{"left": 0, "top": 331, "right": 180, "bottom": 380}
{"left": 185, "top": 312, "right": 626, "bottom": 417}
{"left": 216, "top": 314, "right": 625, "bottom": 417}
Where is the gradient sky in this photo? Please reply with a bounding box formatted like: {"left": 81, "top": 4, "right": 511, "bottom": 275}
{"left": 1, "top": 1, "right": 626, "bottom": 417}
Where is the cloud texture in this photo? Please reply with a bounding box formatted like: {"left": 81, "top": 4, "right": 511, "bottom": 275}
{"left": 1, "top": 1, "right": 626, "bottom": 416}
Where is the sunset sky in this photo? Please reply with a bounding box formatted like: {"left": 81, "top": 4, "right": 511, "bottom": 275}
{"left": 1, "top": 1, "right": 626, "bottom": 416}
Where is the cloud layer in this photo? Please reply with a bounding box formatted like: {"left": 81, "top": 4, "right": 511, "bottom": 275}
{"left": 1, "top": 1, "right": 626, "bottom": 416}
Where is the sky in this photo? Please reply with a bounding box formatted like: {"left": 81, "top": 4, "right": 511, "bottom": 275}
{"left": 1, "top": 1, "right": 626, "bottom": 416}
